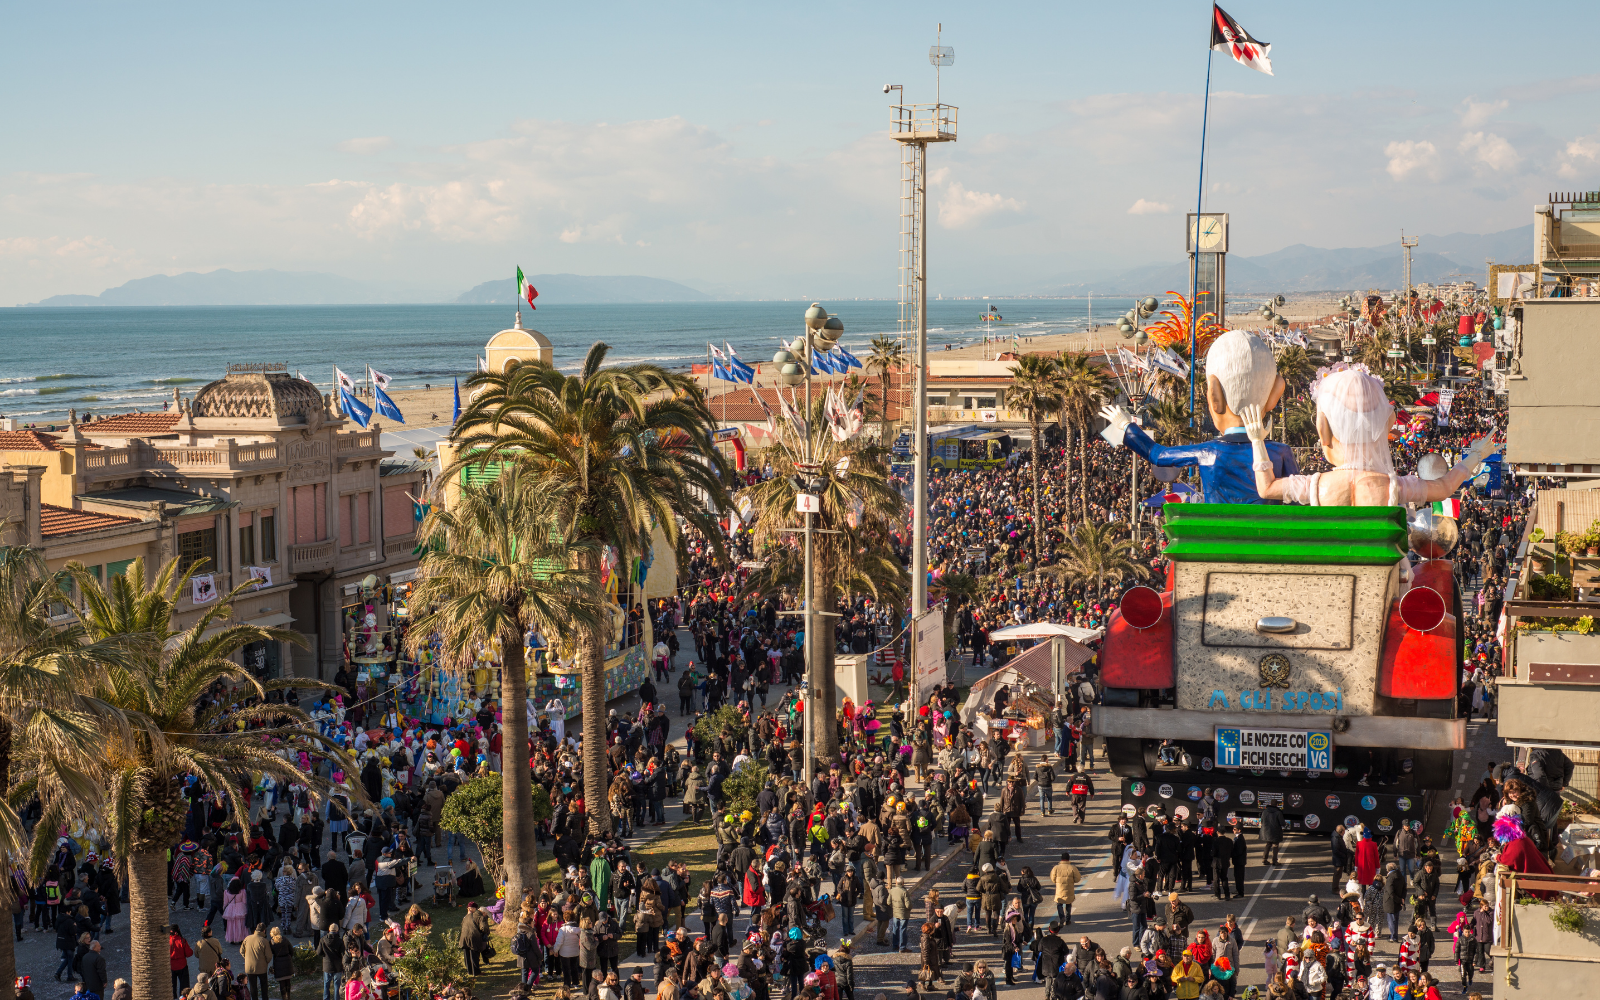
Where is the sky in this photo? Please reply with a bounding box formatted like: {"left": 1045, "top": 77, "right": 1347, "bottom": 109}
{"left": 2, "top": 1, "right": 1594, "bottom": 305}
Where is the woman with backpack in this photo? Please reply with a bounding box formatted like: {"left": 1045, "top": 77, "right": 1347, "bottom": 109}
{"left": 510, "top": 918, "right": 541, "bottom": 987}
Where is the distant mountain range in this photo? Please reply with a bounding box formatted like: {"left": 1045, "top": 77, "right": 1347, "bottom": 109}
{"left": 1040, "top": 225, "right": 1535, "bottom": 296}
{"left": 455, "top": 273, "right": 710, "bottom": 304}
{"left": 22, "top": 269, "right": 711, "bottom": 307}
{"left": 23, "top": 269, "right": 445, "bottom": 307}
{"left": 17, "top": 227, "right": 1537, "bottom": 306}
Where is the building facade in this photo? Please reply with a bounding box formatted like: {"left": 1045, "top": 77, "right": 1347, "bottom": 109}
{"left": 0, "top": 367, "right": 425, "bottom": 679}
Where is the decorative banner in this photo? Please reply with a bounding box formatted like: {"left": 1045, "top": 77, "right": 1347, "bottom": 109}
{"left": 247, "top": 566, "right": 273, "bottom": 590}
{"left": 913, "top": 607, "right": 946, "bottom": 706}
{"left": 1435, "top": 389, "right": 1456, "bottom": 427}
{"left": 191, "top": 574, "right": 218, "bottom": 605}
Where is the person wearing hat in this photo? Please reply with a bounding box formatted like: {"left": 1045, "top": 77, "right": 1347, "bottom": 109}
{"left": 1170, "top": 947, "right": 1205, "bottom": 1000}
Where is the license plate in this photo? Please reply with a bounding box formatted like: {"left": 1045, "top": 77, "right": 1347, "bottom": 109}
{"left": 1214, "top": 727, "right": 1332, "bottom": 770}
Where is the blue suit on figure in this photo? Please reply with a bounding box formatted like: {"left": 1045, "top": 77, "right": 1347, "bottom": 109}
{"left": 1122, "top": 423, "right": 1299, "bottom": 504}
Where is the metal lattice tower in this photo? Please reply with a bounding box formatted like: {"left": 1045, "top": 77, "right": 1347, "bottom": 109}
{"left": 1401, "top": 231, "right": 1419, "bottom": 338}
{"left": 888, "top": 24, "right": 958, "bottom": 678}
{"left": 898, "top": 142, "right": 923, "bottom": 354}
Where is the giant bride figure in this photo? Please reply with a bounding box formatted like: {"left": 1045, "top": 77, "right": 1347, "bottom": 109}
{"left": 1239, "top": 362, "right": 1500, "bottom": 507}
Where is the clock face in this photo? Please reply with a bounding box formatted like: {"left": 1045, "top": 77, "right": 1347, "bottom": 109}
{"left": 1192, "top": 216, "right": 1225, "bottom": 251}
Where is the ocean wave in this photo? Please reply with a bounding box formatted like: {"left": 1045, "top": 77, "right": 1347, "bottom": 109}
{"left": 0, "top": 388, "right": 39, "bottom": 396}
{"left": 39, "top": 385, "right": 109, "bottom": 396}
{"left": 33, "top": 374, "right": 86, "bottom": 382}
{"left": 146, "top": 377, "right": 203, "bottom": 385}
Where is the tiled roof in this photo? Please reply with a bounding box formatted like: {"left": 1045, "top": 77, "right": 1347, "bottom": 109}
{"left": 39, "top": 503, "right": 143, "bottom": 538}
{"left": 80, "top": 412, "right": 181, "bottom": 434}
{"left": 0, "top": 430, "right": 63, "bottom": 452}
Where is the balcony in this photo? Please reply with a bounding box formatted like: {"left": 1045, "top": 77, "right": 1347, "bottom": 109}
{"left": 336, "top": 431, "right": 378, "bottom": 454}
{"left": 925, "top": 406, "right": 1025, "bottom": 425}
{"left": 80, "top": 440, "right": 282, "bottom": 482}
{"left": 288, "top": 540, "right": 336, "bottom": 574}
{"left": 1490, "top": 870, "right": 1600, "bottom": 997}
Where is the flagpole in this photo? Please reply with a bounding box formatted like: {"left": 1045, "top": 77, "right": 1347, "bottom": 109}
{"left": 1190, "top": 42, "right": 1213, "bottom": 427}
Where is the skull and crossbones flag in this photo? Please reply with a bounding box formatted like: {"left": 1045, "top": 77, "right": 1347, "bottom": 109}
{"left": 1211, "top": 4, "right": 1273, "bottom": 76}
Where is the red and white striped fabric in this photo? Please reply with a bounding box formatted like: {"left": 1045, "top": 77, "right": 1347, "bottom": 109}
{"left": 1345, "top": 923, "right": 1376, "bottom": 978}
{"left": 1397, "top": 936, "right": 1421, "bottom": 972}
{"left": 1282, "top": 951, "right": 1298, "bottom": 981}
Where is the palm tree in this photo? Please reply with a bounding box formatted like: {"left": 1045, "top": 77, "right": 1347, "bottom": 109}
{"left": 64, "top": 557, "right": 351, "bottom": 1000}
{"left": 450, "top": 343, "right": 733, "bottom": 833}
{"left": 0, "top": 548, "right": 124, "bottom": 1000}
{"left": 1005, "top": 353, "right": 1063, "bottom": 567}
{"left": 1056, "top": 353, "right": 1115, "bottom": 524}
{"left": 1275, "top": 345, "right": 1319, "bottom": 394}
{"left": 1048, "top": 521, "right": 1150, "bottom": 601}
{"left": 408, "top": 467, "right": 597, "bottom": 913}
{"left": 866, "top": 336, "right": 906, "bottom": 442}
{"left": 737, "top": 396, "right": 907, "bottom": 765}
{"left": 1281, "top": 394, "right": 1320, "bottom": 449}
{"left": 1142, "top": 395, "right": 1209, "bottom": 449}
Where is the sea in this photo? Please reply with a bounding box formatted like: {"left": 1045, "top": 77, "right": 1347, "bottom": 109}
{"left": 0, "top": 298, "right": 1135, "bottom": 426}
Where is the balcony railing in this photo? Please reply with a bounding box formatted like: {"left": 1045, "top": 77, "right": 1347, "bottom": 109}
{"left": 336, "top": 431, "right": 377, "bottom": 453}
{"left": 80, "top": 440, "right": 281, "bottom": 478}
{"left": 288, "top": 541, "right": 336, "bottom": 574}
{"left": 891, "top": 103, "right": 958, "bottom": 143}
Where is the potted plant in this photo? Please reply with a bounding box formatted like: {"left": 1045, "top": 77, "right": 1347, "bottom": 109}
{"left": 1556, "top": 530, "right": 1587, "bottom": 557}
{"left": 1584, "top": 525, "right": 1600, "bottom": 558}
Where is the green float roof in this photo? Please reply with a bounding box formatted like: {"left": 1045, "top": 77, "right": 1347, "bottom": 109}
{"left": 1162, "top": 503, "right": 1407, "bottom": 565}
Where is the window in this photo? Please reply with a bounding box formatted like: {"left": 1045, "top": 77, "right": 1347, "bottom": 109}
{"left": 177, "top": 526, "right": 217, "bottom": 575}
{"left": 382, "top": 487, "right": 415, "bottom": 538}
{"left": 291, "top": 486, "right": 325, "bottom": 544}
{"left": 107, "top": 558, "right": 134, "bottom": 578}
{"left": 239, "top": 511, "right": 255, "bottom": 567}
{"left": 259, "top": 508, "right": 277, "bottom": 562}
{"left": 343, "top": 492, "right": 371, "bottom": 546}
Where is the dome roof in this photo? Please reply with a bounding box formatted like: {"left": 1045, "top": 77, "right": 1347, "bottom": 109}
{"left": 487, "top": 326, "right": 552, "bottom": 351}
{"left": 191, "top": 372, "right": 325, "bottom": 420}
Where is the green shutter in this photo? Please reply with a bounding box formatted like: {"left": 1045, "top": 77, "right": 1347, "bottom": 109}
{"left": 106, "top": 559, "right": 135, "bottom": 578}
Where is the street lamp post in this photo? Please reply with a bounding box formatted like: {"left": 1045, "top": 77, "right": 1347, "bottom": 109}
{"left": 796, "top": 302, "right": 841, "bottom": 788}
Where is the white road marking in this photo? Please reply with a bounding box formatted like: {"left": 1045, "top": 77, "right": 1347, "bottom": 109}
{"left": 1236, "top": 859, "right": 1290, "bottom": 926}
{"left": 1243, "top": 918, "right": 1258, "bottom": 942}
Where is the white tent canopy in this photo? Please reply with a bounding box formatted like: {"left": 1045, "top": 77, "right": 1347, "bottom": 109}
{"left": 987, "top": 622, "right": 1104, "bottom": 643}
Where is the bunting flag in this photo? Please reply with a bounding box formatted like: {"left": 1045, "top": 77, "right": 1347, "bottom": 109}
{"left": 812, "top": 350, "right": 838, "bottom": 376}
{"left": 340, "top": 387, "right": 372, "bottom": 428}
{"left": 452, "top": 378, "right": 461, "bottom": 424}
{"left": 753, "top": 391, "right": 777, "bottom": 435}
{"left": 836, "top": 346, "right": 863, "bottom": 370}
{"left": 846, "top": 387, "right": 866, "bottom": 436}
{"left": 725, "top": 343, "right": 756, "bottom": 384}
{"left": 777, "top": 390, "right": 807, "bottom": 438}
{"left": 823, "top": 385, "right": 848, "bottom": 442}
{"left": 374, "top": 383, "right": 405, "bottom": 424}
{"left": 1211, "top": 4, "right": 1273, "bottom": 76}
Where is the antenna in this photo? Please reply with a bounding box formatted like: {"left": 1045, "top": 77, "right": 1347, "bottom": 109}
{"left": 929, "top": 22, "right": 953, "bottom": 106}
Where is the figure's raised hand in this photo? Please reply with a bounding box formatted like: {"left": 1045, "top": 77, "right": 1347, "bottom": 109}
{"left": 1463, "top": 435, "right": 1504, "bottom": 467}
{"left": 1238, "top": 403, "right": 1272, "bottom": 443}
{"left": 1098, "top": 404, "right": 1135, "bottom": 444}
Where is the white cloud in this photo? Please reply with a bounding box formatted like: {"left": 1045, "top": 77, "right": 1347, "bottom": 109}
{"left": 1560, "top": 135, "right": 1600, "bottom": 179}
{"left": 1127, "top": 199, "right": 1171, "bottom": 215}
{"left": 1384, "top": 139, "right": 1440, "bottom": 181}
{"left": 936, "top": 180, "right": 1023, "bottom": 229}
{"left": 337, "top": 136, "right": 393, "bottom": 154}
{"left": 1459, "top": 99, "right": 1508, "bottom": 127}
{"left": 1459, "top": 131, "right": 1522, "bottom": 172}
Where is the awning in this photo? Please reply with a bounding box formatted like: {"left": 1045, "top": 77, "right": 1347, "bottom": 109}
{"left": 988, "top": 622, "right": 1104, "bottom": 643}
{"left": 248, "top": 613, "right": 295, "bottom": 629}
{"left": 960, "top": 638, "right": 1094, "bottom": 724}
{"left": 388, "top": 568, "right": 418, "bottom": 584}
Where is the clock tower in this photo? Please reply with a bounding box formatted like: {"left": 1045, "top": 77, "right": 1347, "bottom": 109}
{"left": 1186, "top": 212, "right": 1229, "bottom": 329}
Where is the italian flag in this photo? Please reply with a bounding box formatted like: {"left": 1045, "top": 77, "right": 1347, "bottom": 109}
{"left": 1433, "top": 498, "right": 1461, "bottom": 518}
{"left": 516, "top": 267, "right": 538, "bottom": 310}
